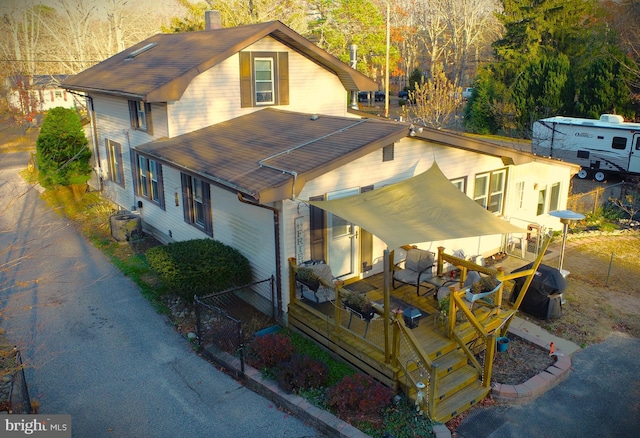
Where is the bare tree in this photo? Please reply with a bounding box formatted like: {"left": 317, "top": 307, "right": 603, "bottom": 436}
{"left": 407, "top": 63, "right": 463, "bottom": 128}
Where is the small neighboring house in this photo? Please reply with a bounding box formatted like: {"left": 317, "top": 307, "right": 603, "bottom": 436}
{"left": 7, "top": 75, "right": 78, "bottom": 116}
{"left": 62, "top": 16, "right": 579, "bottom": 318}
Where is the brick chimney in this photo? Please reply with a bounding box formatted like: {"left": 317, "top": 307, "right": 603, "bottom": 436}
{"left": 205, "top": 10, "right": 222, "bottom": 30}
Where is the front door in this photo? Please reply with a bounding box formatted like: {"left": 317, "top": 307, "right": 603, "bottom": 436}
{"left": 327, "top": 188, "right": 359, "bottom": 279}
{"left": 629, "top": 134, "right": 640, "bottom": 174}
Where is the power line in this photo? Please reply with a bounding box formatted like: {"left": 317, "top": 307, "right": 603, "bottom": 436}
{"left": 2, "top": 59, "right": 102, "bottom": 63}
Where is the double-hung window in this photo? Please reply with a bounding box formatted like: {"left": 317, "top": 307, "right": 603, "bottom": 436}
{"left": 181, "top": 173, "right": 212, "bottom": 236}
{"left": 239, "top": 51, "right": 289, "bottom": 107}
{"left": 128, "top": 100, "right": 152, "bottom": 133}
{"left": 254, "top": 58, "right": 274, "bottom": 104}
{"left": 474, "top": 169, "right": 506, "bottom": 214}
{"left": 133, "top": 152, "right": 164, "bottom": 208}
{"left": 106, "top": 139, "right": 124, "bottom": 186}
{"left": 450, "top": 177, "right": 466, "bottom": 193}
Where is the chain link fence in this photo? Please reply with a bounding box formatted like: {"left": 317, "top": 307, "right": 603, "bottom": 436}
{"left": 194, "top": 277, "right": 276, "bottom": 376}
{"left": 0, "top": 348, "right": 32, "bottom": 414}
{"left": 568, "top": 181, "right": 640, "bottom": 217}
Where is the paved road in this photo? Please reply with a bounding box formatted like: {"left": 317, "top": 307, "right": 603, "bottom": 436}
{"left": 0, "top": 150, "right": 322, "bottom": 437}
{"left": 456, "top": 332, "right": 640, "bottom": 438}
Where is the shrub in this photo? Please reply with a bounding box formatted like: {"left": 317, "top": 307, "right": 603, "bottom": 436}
{"left": 326, "top": 373, "right": 394, "bottom": 425}
{"left": 145, "top": 239, "right": 251, "bottom": 300}
{"left": 276, "top": 354, "right": 329, "bottom": 393}
{"left": 36, "top": 107, "right": 91, "bottom": 187}
{"left": 247, "top": 333, "right": 294, "bottom": 370}
{"left": 288, "top": 330, "right": 354, "bottom": 386}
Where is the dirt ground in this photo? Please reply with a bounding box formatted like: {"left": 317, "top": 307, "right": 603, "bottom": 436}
{"left": 498, "top": 233, "right": 640, "bottom": 347}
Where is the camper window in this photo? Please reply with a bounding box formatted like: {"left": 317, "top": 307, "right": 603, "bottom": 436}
{"left": 612, "top": 137, "right": 627, "bottom": 150}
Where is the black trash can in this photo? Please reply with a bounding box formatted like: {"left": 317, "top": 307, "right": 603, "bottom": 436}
{"left": 510, "top": 263, "right": 567, "bottom": 320}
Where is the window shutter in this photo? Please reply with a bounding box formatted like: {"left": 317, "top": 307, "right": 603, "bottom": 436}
{"left": 202, "top": 182, "right": 213, "bottom": 236}
{"left": 156, "top": 163, "right": 165, "bottom": 209}
{"left": 130, "top": 149, "right": 139, "bottom": 194}
{"left": 128, "top": 100, "right": 136, "bottom": 127}
{"left": 145, "top": 103, "right": 153, "bottom": 135}
{"left": 277, "top": 52, "right": 289, "bottom": 105}
{"left": 309, "top": 195, "right": 325, "bottom": 262}
{"left": 181, "top": 173, "right": 193, "bottom": 224}
{"left": 239, "top": 52, "right": 252, "bottom": 108}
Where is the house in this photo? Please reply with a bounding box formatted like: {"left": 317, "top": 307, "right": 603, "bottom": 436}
{"left": 7, "top": 75, "right": 79, "bottom": 117}
{"left": 61, "top": 13, "right": 579, "bottom": 321}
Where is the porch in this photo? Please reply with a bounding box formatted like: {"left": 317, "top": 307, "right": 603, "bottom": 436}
{"left": 287, "top": 244, "right": 546, "bottom": 423}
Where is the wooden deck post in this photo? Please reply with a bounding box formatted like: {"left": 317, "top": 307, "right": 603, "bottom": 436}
{"left": 428, "top": 363, "right": 439, "bottom": 419}
{"left": 483, "top": 333, "right": 496, "bottom": 387}
{"left": 384, "top": 249, "right": 392, "bottom": 363}
{"left": 437, "top": 246, "right": 445, "bottom": 276}
{"left": 288, "top": 257, "right": 297, "bottom": 306}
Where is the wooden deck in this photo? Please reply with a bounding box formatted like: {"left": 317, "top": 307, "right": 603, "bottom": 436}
{"left": 288, "top": 267, "right": 517, "bottom": 422}
{"left": 288, "top": 242, "right": 549, "bottom": 422}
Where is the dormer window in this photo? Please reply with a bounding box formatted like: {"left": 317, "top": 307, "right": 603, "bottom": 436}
{"left": 239, "top": 51, "right": 289, "bottom": 108}
{"left": 254, "top": 58, "right": 274, "bottom": 104}
{"left": 128, "top": 100, "right": 152, "bottom": 133}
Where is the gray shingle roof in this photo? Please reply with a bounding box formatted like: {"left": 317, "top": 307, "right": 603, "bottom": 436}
{"left": 135, "top": 108, "right": 409, "bottom": 202}
{"left": 61, "top": 21, "right": 378, "bottom": 102}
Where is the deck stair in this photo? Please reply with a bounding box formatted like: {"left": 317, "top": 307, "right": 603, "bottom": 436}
{"left": 397, "top": 305, "right": 514, "bottom": 423}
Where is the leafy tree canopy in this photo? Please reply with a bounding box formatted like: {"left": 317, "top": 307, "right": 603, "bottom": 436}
{"left": 469, "top": 0, "right": 635, "bottom": 135}
{"left": 36, "top": 107, "right": 91, "bottom": 187}
{"left": 162, "top": 0, "right": 308, "bottom": 34}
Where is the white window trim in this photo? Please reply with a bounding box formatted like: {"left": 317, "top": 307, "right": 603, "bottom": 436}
{"left": 254, "top": 57, "right": 274, "bottom": 105}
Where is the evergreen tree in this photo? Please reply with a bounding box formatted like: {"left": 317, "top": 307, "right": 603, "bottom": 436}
{"left": 36, "top": 107, "right": 91, "bottom": 187}
{"left": 576, "top": 52, "right": 635, "bottom": 120}
{"left": 511, "top": 53, "right": 570, "bottom": 132}
{"left": 468, "top": 0, "right": 612, "bottom": 134}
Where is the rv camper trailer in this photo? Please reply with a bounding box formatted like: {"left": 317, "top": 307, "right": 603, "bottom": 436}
{"left": 532, "top": 114, "right": 640, "bottom": 181}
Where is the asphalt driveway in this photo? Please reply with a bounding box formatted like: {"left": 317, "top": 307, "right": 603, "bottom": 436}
{"left": 0, "top": 151, "right": 322, "bottom": 437}
{"left": 455, "top": 332, "right": 640, "bottom": 437}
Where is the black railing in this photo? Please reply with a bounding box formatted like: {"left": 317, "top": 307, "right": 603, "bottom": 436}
{"left": 1, "top": 348, "right": 32, "bottom": 414}
{"left": 194, "top": 277, "right": 276, "bottom": 377}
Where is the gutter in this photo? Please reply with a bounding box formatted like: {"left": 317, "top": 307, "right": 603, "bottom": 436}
{"left": 237, "top": 193, "right": 282, "bottom": 322}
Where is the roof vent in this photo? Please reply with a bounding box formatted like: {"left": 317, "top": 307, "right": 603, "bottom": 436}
{"left": 126, "top": 43, "right": 157, "bottom": 60}
{"left": 599, "top": 114, "right": 624, "bottom": 124}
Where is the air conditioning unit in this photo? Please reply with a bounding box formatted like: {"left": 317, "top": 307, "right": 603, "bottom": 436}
{"left": 109, "top": 212, "right": 142, "bottom": 242}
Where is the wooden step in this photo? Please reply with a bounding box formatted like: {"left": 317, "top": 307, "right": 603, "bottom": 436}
{"left": 433, "top": 381, "right": 490, "bottom": 423}
{"left": 432, "top": 348, "right": 468, "bottom": 377}
{"left": 436, "top": 365, "right": 479, "bottom": 402}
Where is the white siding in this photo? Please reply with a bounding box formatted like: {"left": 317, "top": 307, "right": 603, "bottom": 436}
{"left": 91, "top": 94, "right": 168, "bottom": 213}
{"left": 505, "top": 162, "right": 572, "bottom": 232}
{"left": 279, "top": 139, "right": 575, "bottom": 306}
{"left": 139, "top": 165, "right": 277, "bottom": 284}
{"left": 168, "top": 36, "right": 348, "bottom": 136}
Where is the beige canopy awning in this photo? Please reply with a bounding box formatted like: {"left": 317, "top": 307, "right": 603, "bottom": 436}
{"left": 307, "top": 162, "right": 525, "bottom": 249}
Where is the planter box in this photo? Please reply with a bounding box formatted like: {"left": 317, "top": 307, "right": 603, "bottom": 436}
{"left": 465, "top": 281, "right": 502, "bottom": 303}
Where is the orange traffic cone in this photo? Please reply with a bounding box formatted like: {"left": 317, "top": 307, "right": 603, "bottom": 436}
{"left": 549, "top": 341, "right": 555, "bottom": 356}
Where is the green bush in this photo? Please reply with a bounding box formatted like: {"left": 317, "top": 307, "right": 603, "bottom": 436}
{"left": 145, "top": 239, "right": 252, "bottom": 300}
{"left": 36, "top": 107, "right": 91, "bottom": 187}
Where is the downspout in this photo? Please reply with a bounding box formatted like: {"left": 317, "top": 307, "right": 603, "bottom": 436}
{"left": 86, "top": 95, "right": 103, "bottom": 191}
{"left": 237, "top": 193, "right": 283, "bottom": 322}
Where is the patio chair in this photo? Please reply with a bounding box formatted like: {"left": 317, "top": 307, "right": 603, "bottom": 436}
{"left": 295, "top": 260, "right": 337, "bottom": 304}
{"left": 392, "top": 248, "right": 436, "bottom": 296}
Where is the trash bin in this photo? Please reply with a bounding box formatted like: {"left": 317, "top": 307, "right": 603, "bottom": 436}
{"left": 510, "top": 263, "right": 567, "bottom": 320}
